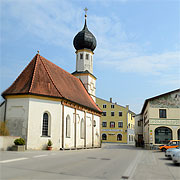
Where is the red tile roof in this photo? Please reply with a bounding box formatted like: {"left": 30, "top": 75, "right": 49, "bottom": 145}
{"left": 2, "top": 54, "right": 102, "bottom": 113}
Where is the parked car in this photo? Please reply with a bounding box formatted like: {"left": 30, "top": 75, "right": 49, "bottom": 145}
{"left": 165, "top": 146, "right": 180, "bottom": 159}
{"left": 172, "top": 151, "right": 180, "bottom": 165}
{"left": 159, "top": 140, "right": 180, "bottom": 152}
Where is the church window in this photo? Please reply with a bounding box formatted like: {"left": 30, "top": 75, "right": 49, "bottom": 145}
{"left": 80, "top": 118, "right": 84, "bottom": 139}
{"left": 66, "top": 115, "right": 71, "bottom": 138}
{"left": 80, "top": 53, "right": 83, "bottom": 59}
{"left": 86, "top": 54, "right": 89, "bottom": 60}
{"left": 42, "top": 112, "right": 50, "bottom": 136}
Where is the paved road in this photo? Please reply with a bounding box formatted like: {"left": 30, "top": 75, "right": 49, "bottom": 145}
{"left": 0, "top": 143, "right": 179, "bottom": 180}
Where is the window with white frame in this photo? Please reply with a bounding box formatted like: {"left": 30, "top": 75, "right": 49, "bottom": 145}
{"left": 103, "top": 104, "right": 107, "bottom": 108}
{"left": 111, "top": 112, "right": 114, "bottom": 116}
{"left": 118, "top": 121, "right": 123, "bottom": 128}
{"left": 66, "top": 115, "right": 71, "bottom": 138}
{"left": 102, "top": 121, "right": 107, "bottom": 127}
{"left": 80, "top": 53, "right": 83, "bottom": 59}
{"left": 119, "top": 111, "right": 122, "bottom": 116}
{"left": 42, "top": 112, "right": 50, "bottom": 136}
{"left": 110, "top": 121, "right": 115, "bottom": 128}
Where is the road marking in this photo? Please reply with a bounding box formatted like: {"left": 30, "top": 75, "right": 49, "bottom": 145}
{"left": 0, "top": 157, "right": 28, "bottom": 164}
{"left": 33, "top": 155, "right": 48, "bottom": 158}
{"left": 121, "top": 151, "right": 143, "bottom": 180}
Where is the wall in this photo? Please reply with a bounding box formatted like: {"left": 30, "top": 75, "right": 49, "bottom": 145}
{"left": 0, "top": 136, "right": 20, "bottom": 151}
{"left": 0, "top": 102, "right": 5, "bottom": 122}
{"left": 28, "top": 98, "right": 62, "bottom": 150}
{"left": 5, "top": 97, "right": 29, "bottom": 144}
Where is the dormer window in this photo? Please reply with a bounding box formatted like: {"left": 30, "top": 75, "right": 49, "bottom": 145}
{"left": 80, "top": 53, "right": 83, "bottom": 59}
{"left": 86, "top": 54, "right": 89, "bottom": 60}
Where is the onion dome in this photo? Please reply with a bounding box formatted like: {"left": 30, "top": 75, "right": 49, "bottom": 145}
{"left": 73, "top": 15, "right": 97, "bottom": 52}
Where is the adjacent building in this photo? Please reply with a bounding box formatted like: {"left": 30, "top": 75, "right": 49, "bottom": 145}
{"left": 0, "top": 13, "right": 102, "bottom": 150}
{"left": 135, "top": 89, "right": 180, "bottom": 149}
{"left": 96, "top": 97, "right": 135, "bottom": 144}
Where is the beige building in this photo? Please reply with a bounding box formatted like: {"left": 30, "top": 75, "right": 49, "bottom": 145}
{"left": 96, "top": 97, "right": 135, "bottom": 144}
{"left": 135, "top": 89, "right": 180, "bottom": 149}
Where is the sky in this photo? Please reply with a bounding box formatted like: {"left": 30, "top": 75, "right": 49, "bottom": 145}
{"left": 0, "top": 0, "right": 180, "bottom": 114}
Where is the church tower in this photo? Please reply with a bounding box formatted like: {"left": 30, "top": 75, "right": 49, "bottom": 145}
{"left": 72, "top": 9, "right": 97, "bottom": 102}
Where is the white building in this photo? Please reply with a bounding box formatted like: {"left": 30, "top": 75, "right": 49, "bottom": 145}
{"left": 0, "top": 13, "right": 102, "bottom": 150}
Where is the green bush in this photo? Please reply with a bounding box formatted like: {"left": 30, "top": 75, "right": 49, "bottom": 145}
{"left": 47, "top": 139, "right": 52, "bottom": 146}
{"left": 14, "top": 138, "right": 25, "bottom": 145}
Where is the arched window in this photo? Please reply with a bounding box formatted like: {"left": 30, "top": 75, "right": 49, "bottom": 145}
{"left": 178, "top": 129, "right": 180, "bottom": 140}
{"left": 117, "top": 134, "right": 122, "bottom": 141}
{"left": 42, "top": 112, "right": 50, "bottom": 136}
{"left": 66, "top": 115, "right": 71, "bottom": 138}
{"left": 80, "top": 118, "right": 84, "bottom": 139}
{"left": 155, "top": 127, "right": 172, "bottom": 144}
{"left": 102, "top": 134, "right": 107, "bottom": 140}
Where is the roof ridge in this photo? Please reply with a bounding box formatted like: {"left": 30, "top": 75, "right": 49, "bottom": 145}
{"left": 29, "top": 54, "right": 38, "bottom": 93}
{"left": 1, "top": 55, "right": 36, "bottom": 96}
{"left": 39, "top": 55, "right": 63, "bottom": 98}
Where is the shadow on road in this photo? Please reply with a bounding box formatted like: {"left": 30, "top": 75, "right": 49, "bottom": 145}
{"left": 165, "top": 162, "right": 180, "bottom": 167}
{"left": 102, "top": 143, "right": 142, "bottom": 150}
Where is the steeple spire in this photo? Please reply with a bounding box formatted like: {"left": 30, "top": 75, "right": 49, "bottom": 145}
{"left": 83, "top": 7, "right": 88, "bottom": 30}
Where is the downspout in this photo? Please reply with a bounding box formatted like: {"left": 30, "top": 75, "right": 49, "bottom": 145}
{"left": 74, "top": 108, "right": 77, "bottom": 148}
{"left": 61, "top": 103, "right": 64, "bottom": 150}
{"left": 3, "top": 99, "right": 7, "bottom": 122}
{"left": 92, "top": 114, "right": 94, "bottom": 147}
{"left": 84, "top": 111, "right": 86, "bottom": 148}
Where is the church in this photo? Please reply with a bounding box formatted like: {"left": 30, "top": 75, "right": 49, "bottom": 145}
{"left": 0, "top": 12, "right": 102, "bottom": 150}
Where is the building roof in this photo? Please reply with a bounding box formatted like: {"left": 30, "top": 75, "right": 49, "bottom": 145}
{"left": 73, "top": 17, "right": 96, "bottom": 52}
{"left": 140, "top": 89, "right": 180, "bottom": 114}
{"left": 2, "top": 54, "right": 102, "bottom": 113}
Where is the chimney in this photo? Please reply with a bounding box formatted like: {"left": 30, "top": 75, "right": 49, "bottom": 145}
{"left": 126, "top": 105, "right": 129, "bottom": 110}
{"left": 110, "top": 98, "right": 112, "bottom": 103}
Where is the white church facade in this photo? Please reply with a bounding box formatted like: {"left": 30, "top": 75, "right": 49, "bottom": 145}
{"left": 0, "top": 13, "right": 102, "bottom": 150}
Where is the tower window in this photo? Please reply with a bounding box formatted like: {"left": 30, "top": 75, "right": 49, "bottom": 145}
{"left": 86, "top": 54, "right": 89, "bottom": 60}
{"left": 80, "top": 53, "right": 83, "bottom": 59}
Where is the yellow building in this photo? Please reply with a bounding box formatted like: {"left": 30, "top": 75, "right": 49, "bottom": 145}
{"left": 96, "top": 97, "right": 135, "bottom": 144}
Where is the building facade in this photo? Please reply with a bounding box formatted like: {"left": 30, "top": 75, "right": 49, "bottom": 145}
{"left": 96, "top": 97, "right": 135, "bottom": 144}
{"left": 136, "top": 89, "right": 180, "bottom": 149}
{"left": 0, "top": 13, "right": 102, "bottom": 150}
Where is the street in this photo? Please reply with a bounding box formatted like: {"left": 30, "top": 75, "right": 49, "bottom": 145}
{"left": 0, "top": 143, "right": 179, "bottom": 180}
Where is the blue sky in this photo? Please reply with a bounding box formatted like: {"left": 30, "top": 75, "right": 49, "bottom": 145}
{"left": 1, "top": 0, "right": 180, "bottom": 113}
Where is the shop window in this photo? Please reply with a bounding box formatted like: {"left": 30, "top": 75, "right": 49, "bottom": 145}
{"left": 102, "top": 134, "right": 107, "bottom": 140}
{"left": 117, "top": 134, "right": 122, "bottom": 141}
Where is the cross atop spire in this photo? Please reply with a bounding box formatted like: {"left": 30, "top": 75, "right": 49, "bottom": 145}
{"left": 84, "top": 7, "right": 88, "bottom": 18}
